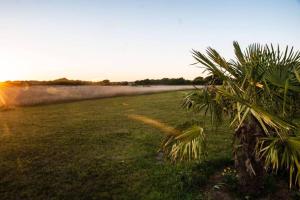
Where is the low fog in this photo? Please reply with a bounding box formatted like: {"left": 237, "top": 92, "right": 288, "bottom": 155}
{"left": 0, "top": 85, "right": 199, "bottom": 107}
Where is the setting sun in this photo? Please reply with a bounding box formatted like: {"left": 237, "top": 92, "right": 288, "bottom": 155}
{"left": 0, "top": 68, "right": 24, "bottom": 81}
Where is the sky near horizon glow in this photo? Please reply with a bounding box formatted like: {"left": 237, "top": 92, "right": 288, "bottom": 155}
{"left": 0, "top": 0, "right": 299, "bottom": 81}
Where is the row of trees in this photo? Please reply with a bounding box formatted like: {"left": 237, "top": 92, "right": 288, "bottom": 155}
{"left": 2, "top": 77, "right": 221, "bottom": 87}
{"left": 1, "top": 78, "right": 128, "bottom": 87}
{"left": 133, "top": 76, "right": 221, "bottom": 85}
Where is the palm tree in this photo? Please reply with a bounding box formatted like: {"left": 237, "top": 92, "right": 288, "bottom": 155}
{"left": 161, "top": 42, "right": 300, "bottom": 192}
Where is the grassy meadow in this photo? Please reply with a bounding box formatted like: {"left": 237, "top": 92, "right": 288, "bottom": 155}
{"left": 0, "top": 91, "right": 232, "bottom": 199}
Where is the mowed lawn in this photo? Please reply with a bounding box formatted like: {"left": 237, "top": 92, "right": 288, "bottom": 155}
{"left": 0, "top": 91, "right": 231, "bottom": 200}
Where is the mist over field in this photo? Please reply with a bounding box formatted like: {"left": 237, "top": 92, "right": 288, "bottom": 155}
{"left": 0, "top": 85, "right": 199, "bottom": 106}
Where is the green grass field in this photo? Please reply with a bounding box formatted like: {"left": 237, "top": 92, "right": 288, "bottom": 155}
{"left": 0, "top": 91, "right": 232, "bottom": 200}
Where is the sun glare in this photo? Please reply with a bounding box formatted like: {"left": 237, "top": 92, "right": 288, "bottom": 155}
{"left": 0, "top": 68, "right": 24, "bottom": 82}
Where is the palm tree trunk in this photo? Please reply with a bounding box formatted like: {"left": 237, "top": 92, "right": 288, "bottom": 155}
{"left": 234, "top": 120, "right": 265, "bottom": 194}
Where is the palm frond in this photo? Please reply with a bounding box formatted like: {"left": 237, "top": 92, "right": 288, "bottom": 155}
{"left": 161, "top": 125, "right": 207, "bottom": 162}
{"left": 256, "top": 136, "right": 300, "bottom": 188}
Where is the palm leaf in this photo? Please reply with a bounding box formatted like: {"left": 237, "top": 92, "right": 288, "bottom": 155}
{"left": 256, "top": 136, "right": 300, "bottom": 188}
{"left": 161, "top": 125, "right": 206, "bottom": 162}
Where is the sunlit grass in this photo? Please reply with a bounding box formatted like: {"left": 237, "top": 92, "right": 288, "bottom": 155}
{"left": 0, "top": 91, "right": 231, "bottom": 199}
{"left": 128, "top": 114, "right": 180, "bottom": 136}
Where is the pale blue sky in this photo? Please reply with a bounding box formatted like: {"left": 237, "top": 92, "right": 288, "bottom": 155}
{"left": 0, "top": 0, "right": 299, "bottom": 81}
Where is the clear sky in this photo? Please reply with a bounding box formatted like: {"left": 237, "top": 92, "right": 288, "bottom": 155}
{"left": 0, "top": 0, "right": 299, "bottom": 81}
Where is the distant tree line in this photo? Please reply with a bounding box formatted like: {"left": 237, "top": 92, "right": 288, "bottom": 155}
{"left": 2, "top": 78, "right": 129, "bottom": 87}
{"left": 1, "top": 76, "right": 222, "bottom": 87}
{"left": 133, "top": 76, "right": 222, "bottom": 85}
